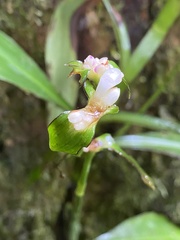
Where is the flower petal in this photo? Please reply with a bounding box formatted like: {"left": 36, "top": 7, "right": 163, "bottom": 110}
{"left": 100, "top": 87, "right": 120, "bottom": 107}
{"left": 68, "top": 108, "right": 100, "bottom": 131}
{"left": 95, "top": 68, "right": 123, "bottom": 95}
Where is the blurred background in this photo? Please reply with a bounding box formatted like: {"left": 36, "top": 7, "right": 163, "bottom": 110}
{"left": 0, "top": 0, "right": 180, "bottom": 239}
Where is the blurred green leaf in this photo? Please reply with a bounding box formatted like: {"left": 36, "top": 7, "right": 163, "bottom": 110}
{"left": 105, "top": 0, "right": 180, "bottom": 83}
{"left": 101, "top": 111, "right": 180, "bottom": 134}
{"left": 48, "top": 112, "right": 96, "bottom": 154}
{"left": 115, "top": 132, "right": 180, "bottom": 157}
{"left": 103, "top": 0, "right": 131, "bottom": 70}
{"left": 125, "top": 0, "right": 180, "bottom": 81}
{"left": 0, "top": 31, "right": 70, "bottom": 109}
{"left": 45, "top": 0, "right": 85, "bottom": 109}
{"left": 95, "top": 212, "right": 180, "bottom": 240}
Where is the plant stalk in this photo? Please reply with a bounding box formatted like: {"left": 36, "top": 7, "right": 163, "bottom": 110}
{"left": 68, "top": 152, "right": 95, "bottom": 240}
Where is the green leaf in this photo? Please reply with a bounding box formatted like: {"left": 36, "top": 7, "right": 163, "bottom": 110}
{"left": 48, "top": 112, "right": 96, "bottom": 154}
{"left": 45, "top": 0, "right": 86, "bottom": 109}
{"left": 0, "top": 31, "right": 69, "bottom": 109}
{"left": 95, "top": 212, "right": 180, "bottom": 240}
{"left": 101, "top": 111, "right": 180, "bottom": 134}
{"left": 103, "top": 0, "right": 131, "bottom": 70}
{"left": 125, "top": 0, "right": 180, "bottom": 81}
{"left": 115, "top": 132, "right": 180, "bottom": 157}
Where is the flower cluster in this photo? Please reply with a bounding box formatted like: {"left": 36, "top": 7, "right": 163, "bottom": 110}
{"left": 68, "top": 55, "right": 124, "bottom": 131}
{"left": 48, "top": 55, "right": 124, "bottom": 154}
{"left": 83, "top": 55, "right": 113, "bottom": 81}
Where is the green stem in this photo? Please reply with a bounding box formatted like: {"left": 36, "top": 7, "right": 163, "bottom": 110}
{"left": 119, "top": 148, "right": 155, "bottom": 190}
{"left": 68, "top": 195, "right": 83, "bottom": 240}
{"left": 68, "top": 152, "right": 95, "bottom": 240}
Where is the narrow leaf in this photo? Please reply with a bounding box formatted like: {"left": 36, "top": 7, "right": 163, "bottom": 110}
{"left": 115, "top": 132, "right": 180, "bottom": 157}
{"left": 103, "top": 0, "right": 131, "bottom": 70}
{"left": 0, "top": 31, "right": 69, "bottom": 109}
{"left": 45, "top": 0, "right": 86, "bottom": 108}
{"left": 125, "top": 0, "right": 180, "bottom": 81}
{"left": 101, "top": 111, "right": 180, "bottom": 134}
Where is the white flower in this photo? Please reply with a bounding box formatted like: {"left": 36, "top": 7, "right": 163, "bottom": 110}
{"left": 68, "top": 57, "right": 124, "bottom": 131}
{"left": 90, "top": 68, "right": 124, "bottom": 110}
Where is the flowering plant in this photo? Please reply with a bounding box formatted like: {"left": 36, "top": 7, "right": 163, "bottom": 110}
{"left": 48, "top": 56, "right": 155, "bottom": 239}
{"left": 48, "top": 55, "right": 124, "bottom": 154}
